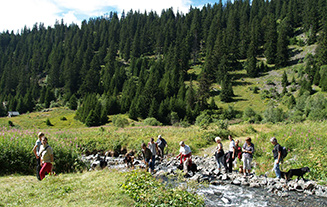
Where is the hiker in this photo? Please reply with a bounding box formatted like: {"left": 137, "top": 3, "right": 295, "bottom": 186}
{"left": 242, "top": 137, "right": 254, "bottom": 176}
{"left": 214, "top": 137, "right": 225, "bottom": 173}
{"left": 141, "top": 143, "right": 152, "bottom": 173}
{"left": 156, "top": 135, "right": 167, "bottom": 160}
{"left": 147, "top": 138, "right": 159, "bottom": 173}
{"left": 233, "top": 140, "right": 242, "bottom": 168}
{"left": 227, "top": 135, "right": 236, "bottom": 173}
{"left": 39, "top": 137, "right": 54, "bottom": 180}
{"left": 270, "top": 137, "right": 282, "bottom": 179}
{"left": 124, "top": 151, "right": 134, "bottom": 168}
{"left": 176, "top": 141, "right": 192, "bottom": 175}
{"left": 32, "top": 132, "right": 44, "bottom": 180}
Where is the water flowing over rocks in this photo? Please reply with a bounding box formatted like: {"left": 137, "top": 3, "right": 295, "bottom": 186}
{"left": 83, "top": 153, "right": 327, "bottom": 206}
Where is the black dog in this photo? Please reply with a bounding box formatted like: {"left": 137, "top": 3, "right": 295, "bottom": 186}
{"left": 177, "top": 163, "right": 198, "bottom": 174}
{"left": 284, "top": 167, "right": 310, "bottom": 180}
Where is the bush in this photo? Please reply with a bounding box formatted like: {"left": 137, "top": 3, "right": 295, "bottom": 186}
{"left": 8, "top": 120, "right": 14, "bottom": 127}
{"left": 195, "top": 112, "right": 211, "bottom": 129}
{"left": 263, "top": 106, "right": 285, "bottom": 123}
{"left": 121, "top": 171, "right": 204, "bottom": 206}
{"left": 112, "top": 115, "right": 129, "bottom": 128}
{"left": 143, "top": 117, "right": 162, "bottom": 126}
{"left": 46, "top": 118, "right": 53, "bottom": 126}
{"left": 60, "top": 117, "right": 67, "bottom": 121}
{"left": 215, "top": 119, "right": 229, "bottom": 130}
{"left": 242, "top": 107, "right": 256, "bottom": 121}
{"left": 50, "top": 100, "right": 61, "bottom": 108}
{"left": 178, "top": 119, "right": 191, "bottom": 128}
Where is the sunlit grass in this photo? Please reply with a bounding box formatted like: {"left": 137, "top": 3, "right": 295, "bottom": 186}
{"left": 0, "top": 169, "right": 134, "bottom": 207}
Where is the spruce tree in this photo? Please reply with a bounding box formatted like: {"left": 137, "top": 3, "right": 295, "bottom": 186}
{"left": 281, "top": 71, "right": 289, "bottom": 87}
{"left": 276, "top": 19, "right": 289, "bottom": 68}
{"left": 264, "top": 14, "right": 277, "bottom": 64}
{"left": 69, "top": 94, "right": 78, "bottom": 110}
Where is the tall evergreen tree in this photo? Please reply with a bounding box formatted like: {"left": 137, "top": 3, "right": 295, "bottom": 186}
{"left": 276, "top": 19, "right": 289, "bottom": 68}
{"left": 264, "top": 14, "right": 277, "bottom": 64}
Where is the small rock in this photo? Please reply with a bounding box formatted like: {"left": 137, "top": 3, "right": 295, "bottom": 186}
{"left": 190, "top": 173, "right": 201, "bottom": 182}
{"left": 232, "top": 179, "right": 241, "bottom": 186}
{"left": 304, "top": 190, "right": 314, "bottom": 195}
{"left": 304, "top": 181, "right": 315, "bottom": 190}
{"left": 210, "top": 180, "right": 221, "bottom": 186}
{"left": 221, "top": 197, "right": 231, "bottom": 204}
{"left": 241, "top": 181, "right": 250, "bottom": 186}
{"left": 249, "top": 183, "right": 261, "bottom": 188}
{"left": 221, "top": 174, "right": 229, "bottom": 181}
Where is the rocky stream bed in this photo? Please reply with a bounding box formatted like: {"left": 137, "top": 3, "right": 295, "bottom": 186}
{"left": 83, "top": 153, "right": 327, "bottom": 206}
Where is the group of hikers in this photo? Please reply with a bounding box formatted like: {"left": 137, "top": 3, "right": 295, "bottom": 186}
{"left": 32, "top": 131, "right": 285, "bottom": 181}
{"left": 140, "top": 134, "right": 285, "bottom": 179}
{"left": 141, "top": 135, "right": 168, "bottom": 173}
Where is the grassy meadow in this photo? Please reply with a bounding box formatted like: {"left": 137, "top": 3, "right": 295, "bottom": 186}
{"left": 1, "top": 106, "right": 327, "bottom": 206}
{"left": 0, "top": 169, "right": 134, "bottom": 207}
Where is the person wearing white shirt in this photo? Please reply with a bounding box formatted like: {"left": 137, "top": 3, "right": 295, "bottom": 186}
{"left": 176, "top": 141, "right": 192, "bottom": 175}
{"left": 227, "top": 135, "right": 236, "bottom": 173}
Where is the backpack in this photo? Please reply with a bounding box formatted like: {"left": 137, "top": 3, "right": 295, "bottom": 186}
{"left": 281, "top": 146, "right": 288, "bottom": 158}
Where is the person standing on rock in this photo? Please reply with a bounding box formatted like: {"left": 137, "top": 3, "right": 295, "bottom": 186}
{"left": 32, "top": 132, "right": 44, "bottom": 180}
{"left": 233, "top": 139, "right": 242, "bottom": 169}
{"left": 242, "top": 137, "right": 254, "bottom": 176}
{"left": 39, "top": 137, "right": 54, "bottom": 180}
{"left": 148, "top": 138, "right": 159, "bottom": 173}
{"left": 214, "top": 137, "right": 225, "bottom": 173}
{"left": 176, "top": 141, "right": 192, "bottom": 176}
{"left": 270, "top": 137, "right": 282, "bottom": 179}
{"left": 156, "top": 135, "right": 167, "bottom": 161}
{"left": 141, "top": 143, "right": 153, "bottom": 173}
{"left": 227, "top": 135, "right": 236, "bottom": 173}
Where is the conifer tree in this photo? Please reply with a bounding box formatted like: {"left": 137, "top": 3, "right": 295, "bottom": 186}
{"left": 44, "top": 88, "right": 55, "bottom": 108}
{"left": 85, "top": 110, "right": 99, "bottom": 127}
{"left": 320, "top": 69, "right": 327, "bottom": 92}
{"left": 69, "top": 94, "right": 78, "bottom": 110}
{"left": 281, "top": 71, "right": 288, "bottom": 87}
{"left": 264, "top": 14, "right": 277, "bottom": 64}
{"left": 246, "top": 41, "right": 258, "bottom": 78}
{"left": 316, "top": 19, "right": 327, "bottom": 66}
{"left": 128, "top": 99, "right": 138, "bottom": 120}
{"left": 276, "top": 19, "right": 289, "bottom": 68}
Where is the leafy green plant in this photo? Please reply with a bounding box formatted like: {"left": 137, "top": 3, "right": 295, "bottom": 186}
{"left": 121, "top": 170, "right": 204, "bottom": 206}
{"left": 143, "top": 117, "right": 162, "bottom": 126}
{"left": 112, "top": 115, "right": 129, "bottom": 128}
{"left": 46, "top": 118, "right": 53, "bottom": 126}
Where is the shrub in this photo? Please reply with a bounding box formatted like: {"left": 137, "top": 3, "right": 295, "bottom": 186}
{"left": 178, "top": 119, "right": 191, "bottom": 128}
{"left": 263, "top": 106, "right": 285, "bottom": 123}
{"left": 195, "top": 112, "right": 211, "bottom": 129}
{"left": 112, "top": 115, "right": 129, "bottom": 128}
{"left": 215, "top": 119, "right": 229, "bottom": 130}
{"left": 242, "top": 107, "right": 256, "bottom": 122}
{"left": 8, "top": 120, "right": 14, "bottom": 127}
{"left": 50, "top": 100, "right": 61, "bottom": 108}
{"left": 170, "top": 111, "right": 179, "bottom": 125}
{"left": 121, "top": 171, "right": 204, "bottom": 206}
{"left": 143, "top": 117, "right": 162, "bottom": 126}
{"left": 60, "top": 117, "right": 67, "bottom": 121}
{"left": 46, "top": 118, "right": 53, "bottom": 126}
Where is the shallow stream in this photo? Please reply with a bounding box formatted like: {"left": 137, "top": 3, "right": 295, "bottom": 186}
{"left": 198, "top": 183, "right": 327, "bottom": 207}
{"left": 106, "top": 157, "right": 327, "bottom": 207}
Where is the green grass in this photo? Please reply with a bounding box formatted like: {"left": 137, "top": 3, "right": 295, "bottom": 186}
{"left": 0, "top": 107, "right": 84, "bottom": 129}
{"left": 0, "top": 170, "right": 134, "bottom": 207}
